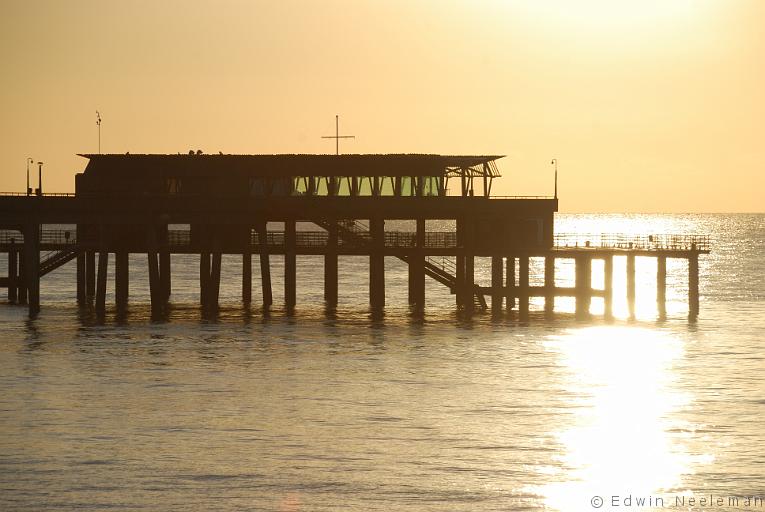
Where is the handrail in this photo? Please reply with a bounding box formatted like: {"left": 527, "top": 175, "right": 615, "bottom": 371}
{"left": 554, "top": 233, "right": 711, "bottom": 251}
{"left": 0, "top": 192, "right": 76, "bottom": 197}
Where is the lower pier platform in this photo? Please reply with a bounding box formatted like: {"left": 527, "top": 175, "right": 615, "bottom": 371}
{"left": 1, "top": 227, "right": 710, "bottom": 320}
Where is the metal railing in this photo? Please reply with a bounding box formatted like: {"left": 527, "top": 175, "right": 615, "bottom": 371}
{"left": 0, "top": 192, "right": 76, "bottom": 197}
{"left": 554, "top": 233, "right": 711, "bottom": 251}
{"left": 1, "top": 229, "right": 710, "bottom": 252}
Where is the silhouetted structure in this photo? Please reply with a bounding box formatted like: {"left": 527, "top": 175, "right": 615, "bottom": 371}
{"left": 0, "top": 153, "right": 709, "bottom": 320}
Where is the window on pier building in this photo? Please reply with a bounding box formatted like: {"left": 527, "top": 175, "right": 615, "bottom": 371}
{"left": 250, "top": 177, "right": 291, "bottom": 196}
{"left": 166, "top": 178, "right": 182, "bottom": 195}
{"left": 336, "top": 177, "right": 352, "bottom": 196}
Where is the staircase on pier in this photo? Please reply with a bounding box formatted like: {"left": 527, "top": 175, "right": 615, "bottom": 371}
{"left": 313, "top": 219, "right": 488, "bottom": 309}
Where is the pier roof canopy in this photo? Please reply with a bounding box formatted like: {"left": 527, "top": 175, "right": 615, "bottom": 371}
{"left": 78, "top": 154, "right": 504, "bottom": 177}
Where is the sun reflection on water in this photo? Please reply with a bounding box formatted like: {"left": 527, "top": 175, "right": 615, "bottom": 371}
{"left": 531, "top": 326, "right": 708, "bottom": 511}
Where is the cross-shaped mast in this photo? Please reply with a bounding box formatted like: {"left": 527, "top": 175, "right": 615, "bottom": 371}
{"left": 321, "top": 115, "right": 355, "bottom": 155}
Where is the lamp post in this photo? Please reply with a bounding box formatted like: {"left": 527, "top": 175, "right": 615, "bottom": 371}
{"left": 37, "top": 161, "right": 43, "bottom": 196}
{"left": 96, "top": 111, "right": 102, "bottom": 154}
{"left": 26, "top": 157, "right": 34, "bottom": 196}
{"left": 551, "top": 158, "right": 558, "bottom": 199}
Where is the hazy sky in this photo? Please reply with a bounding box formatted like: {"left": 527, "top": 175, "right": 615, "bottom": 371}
{"left": 1, "top": 0, "right": 763, "bottom": 212}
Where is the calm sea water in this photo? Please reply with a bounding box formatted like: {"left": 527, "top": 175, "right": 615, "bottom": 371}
{"left": 1, "top": 214, "right": 763, "bottom": 511}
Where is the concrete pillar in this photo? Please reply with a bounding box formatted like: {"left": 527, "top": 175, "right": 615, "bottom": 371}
{"left": 8, "top": 246, "right": 18, "bottom": 303}
{"left": 689, "top": 254, "right": 699, "bottom": 318}
{"left": 76, "top": 252, "right": 86, "bottom": 304}
{"left": 491, "top": 255, "right": 503, "bottom": 314}
{"left": 464, "top": 253, "right": 475, "bottom": 314}
{"left": 200, "top": 252, "right": 211, "bottom": 308}
{"left": 604, "top": 255, "right": 614, "bottom": 318}
{"left": 408, "top": 218, "right": 425, "bottom": 309}
{"left": 210, "top": 251, "right": 222, "bottom": 310}
{"left": 518, "top": 255, "right": 529, "bottom": 320}
{"left": 242, "top": 250, "right": 252, "bottom": 305}
{"left": 324, "top": 221, "right": 338, "bottom": 307}
{"left": 115, "top": 252, "right": 129, "bottom": 309}
{"left": 369, "top": 217, "right": 385, "bottom": 309}
{"left": 627, "top": 254, "right": 636, "bottom": 319}
{"left": 285, "top": 220, "right": 297, "bottom": 310}
{"left": 86, "top": 251, "right": 96, "bottom": 298}
{"left": 17, "top": 257, "right": 27, "bottom": 305}
{"left": 24, "top": 223, "right": 40, "bottom": 317}
{"left": 657, "top": 255, "right": 667, "bottom": 319}
{"left": 455, "top": 254, "right": 465, "bottom": 308}
{"left": 544, "top": 255, "right": 555, "bottom": 317}
{"left": 505, "top": 257, "right": 515, "bottom": 311}
{"left": 575, "top": 255, "right": 591, "bottom": 319}
{"left": 258, "top": 221, "right": 272, "bottom": 308}
{"left": 96, "top": 251, "right": 109, "bottom": 315}
{"left": 159, "top": 226, "right": 171, "bottom": 301}
{"left": 147, "top": 227, "right": 161, "bottom": 316}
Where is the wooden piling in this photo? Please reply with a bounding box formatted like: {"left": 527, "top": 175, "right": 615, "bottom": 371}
{"left": 455, "top": 254, "right": 465, "bottom": 308}
{"left": 210, "top": 249, "right": 222, "bottom": 310}
{"left": 626, "top": 254, "right": 636, "bottom": 318}
{"left": 689, "top": 254, "right": 699, "bottom": 318}
{"left": 17, "top": 257, "right": 27, "bottom": 305}
{"left": 604, "top": 255, "right": 613, "bottom": 318}
{"left": 147, "top": 228, "right": 161, "bottom": 316}
{"left": 285, "top": 220, "right": 297, "bottom": 310}
{"left": 491, "top": 255, "right": 503, "bottom": 314}
{"left": 159, "top": 226, "right": 171, "bottom": 301}
{"left": 518, "top": 256, "right": 529, "bottom": 320}
{"left": 115, "top": 252, "right": 128, "bottom": 309}
{"left": 544, "top": 255, "right": 555, "bottom": 317}
{"left": 464, "top": 254, "right": 475, "bottom": 314}
{"left": 657, "top": 255, "right": 667, "bottom": 318}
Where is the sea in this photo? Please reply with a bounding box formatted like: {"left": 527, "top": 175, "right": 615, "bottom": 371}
{"left": 0, "top": 213, "right": 763, "bottom": 511}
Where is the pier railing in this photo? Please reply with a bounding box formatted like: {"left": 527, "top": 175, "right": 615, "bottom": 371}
{"left": 554, "top": 233, "right": 710, "bottom": 252}
{"left": 1, "top": 229, "right": 709, "bottom": 252}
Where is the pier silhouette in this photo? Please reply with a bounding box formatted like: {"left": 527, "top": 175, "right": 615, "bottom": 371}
{"left": 0, "top": 153, "right": 710, "bottom": 320}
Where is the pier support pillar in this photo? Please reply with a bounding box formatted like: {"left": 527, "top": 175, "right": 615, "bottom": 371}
{"left": 86, "top": 251, "right": 96, "bottom": 299}
{"left": 464, "top": 254, "right": 475, "bottom": 314}
{"left": 544, "top": 255, "right": 555, "bottom": 317}
{"left": 455, "top": 255, "right": 465, "bottom": 308}
{"left": 285, "top": 220, "right": 296, "bottom": 311}
{"left": 657, "top": 255, "right": 667, "bottom": 319}
{"left": 76, "top": 252, "right": 86, "bottom": 304}
{"left": 689, "top": 254, "right": 699, "bottom": 318}
{"left": 505, "top": 257, "right": 515, "bottom": 311}
{"left": 604, "top": 255, "right": 614, "bottom": 319}
{"left": 491, "top": 256, "right": 503, "bottom": 314}
{"left": 200, "top": 251, "right": 211, "bottom": 308}
{"left": 408, "top": 218, "right": 425, "bottom": 310}
{"left": 324, "top": 222, "right": 338, "bottom": 307}
{"left": 147, "top": 227, "right": 162, "bottom": 317}
{"left": 115, "top": 252, "right": 129, "bottom": 309}
{"left": 369, "top": 218, "right": 385, "bottom": 310}
{"left": 242, "top": 249, "right": 252, "bottom": 305}
{"left": 96, "top": 251, "right": 109, "bottom": 315}
{"left": 626, "top": 254, "right": 636, "bottom": 319}
{"left": 159, "top": 226, "right": 171, "bottom": 302}
{"left": 575, "top": 256, "right": 592, "bottom": 319}
{"left": 518, "top": 256, "right": 529, "bottom": 320}
{"left": 257, "top": 221, "right": 272, "bottom": 309}
{"left": 210, "top": 246, "right": 222, "bottom": 311}
{"left": 18, "top": 258, "right": 27, "bottom": 305}
{"left": 8, "top": 246, "right": 18, "bottom": 303}
{"left": 24, "top": 223, "right": 40, "bottom": 317}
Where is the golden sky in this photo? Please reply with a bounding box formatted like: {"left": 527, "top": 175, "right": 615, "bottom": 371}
{"left": 0, "top": 0, "right": 762, "bottom": 212}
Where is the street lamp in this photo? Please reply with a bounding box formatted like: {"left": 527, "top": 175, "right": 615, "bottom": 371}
{"left": 26, "top": 157, "right": 34, "bottom": 196}
{"left": 37, "top": 161, "right": 43, "bottom": 196}
{"left": 551, "top": 158, "right": 558, "bottom": 199}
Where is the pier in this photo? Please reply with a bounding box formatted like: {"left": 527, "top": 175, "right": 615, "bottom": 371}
{"left": 0, "top": 154, "right": 710, "bottom": 320}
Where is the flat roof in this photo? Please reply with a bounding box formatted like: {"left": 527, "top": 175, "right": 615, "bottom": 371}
{"left": 78, "top": 153, "right": 504, "bottom": 177}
